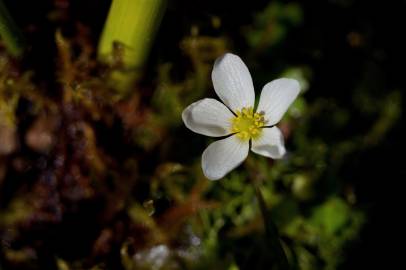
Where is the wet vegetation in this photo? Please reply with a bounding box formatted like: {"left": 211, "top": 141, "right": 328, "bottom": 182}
{"left": 0, "top": 0, "right": 404, "bottom": 269}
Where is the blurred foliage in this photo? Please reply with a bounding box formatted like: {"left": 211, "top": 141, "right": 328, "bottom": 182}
{"left": 0, "top": 0, "right": 403, "bottom": 269}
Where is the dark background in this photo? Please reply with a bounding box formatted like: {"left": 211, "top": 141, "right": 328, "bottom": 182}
{"left": 3, "top": 0, "right": 406, "bottom": 268}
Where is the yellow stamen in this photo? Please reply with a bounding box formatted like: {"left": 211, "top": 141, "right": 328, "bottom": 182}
{"left": 230, "top": 106, "right": 266, "bottom": 141}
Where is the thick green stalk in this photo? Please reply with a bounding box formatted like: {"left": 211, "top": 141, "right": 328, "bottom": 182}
{"left": 98, "top": 0, "right": 166, "bottom": 93}
{"left": 0, "top": 0, "right": 24, "bottom": 57}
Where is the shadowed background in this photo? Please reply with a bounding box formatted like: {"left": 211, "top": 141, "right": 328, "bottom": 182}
{"left": 0, "top": 0, "right": 404, "bottom": 269}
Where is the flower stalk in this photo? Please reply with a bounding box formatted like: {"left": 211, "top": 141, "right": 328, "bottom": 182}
{"left": 98, "top": 0, "right": 166, "bottom": 93}
{"left": 252, "top": 178, "right": 290, "bottom": 269}
{"left": 0, "top": 0, "right": 25, "bottom": 57}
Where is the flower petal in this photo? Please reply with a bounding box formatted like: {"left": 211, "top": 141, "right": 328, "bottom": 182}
{"left": 212, "top": 53, "right": 255, "bottom": 112}
{"left": 251, "top": 127, "right": 286, "bottom": 159}
{"left": 202, "top": 135, "right": 249, "bottom": 180}
{"left": 256, "top": 78, "right": 300, "bottom": 126}
{"left": 182, "top": 98, "right": 234, "bottom": 137}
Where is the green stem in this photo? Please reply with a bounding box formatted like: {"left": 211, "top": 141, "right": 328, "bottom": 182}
{"left": 251, "top": 177, "right": 290, "bottom": 270}
{"left": 0, "top": 0, "right": 24, "bottom": 57}
{"left": 98, "top": 0, "right": 166, "bottom": 93}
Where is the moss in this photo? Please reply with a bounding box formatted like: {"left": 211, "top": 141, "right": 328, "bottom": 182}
{"left": 0, "top": 1, "right": 400, "bottom": 269}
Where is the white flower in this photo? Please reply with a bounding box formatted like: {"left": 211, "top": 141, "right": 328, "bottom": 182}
{"left": 182, "top": 53, "right": 300, "bottom": 180}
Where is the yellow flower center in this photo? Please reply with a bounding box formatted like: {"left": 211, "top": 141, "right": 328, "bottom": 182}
{"left": 230, "top": 107, "right": 266, "bottom": 141}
